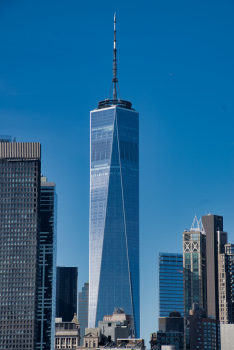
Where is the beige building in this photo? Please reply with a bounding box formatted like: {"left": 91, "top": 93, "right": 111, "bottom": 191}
{"left": 55, "top": 314, "right": 80, "bottom": 349}
{"left": 83, "top": 331, "right": 100, "bottom": 348}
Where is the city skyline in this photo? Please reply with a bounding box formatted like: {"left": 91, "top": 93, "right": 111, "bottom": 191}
{"left": 1, "top": 0, "right": 234, "bottom": 342}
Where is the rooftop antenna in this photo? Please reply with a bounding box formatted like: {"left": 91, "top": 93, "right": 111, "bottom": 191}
{"left": 98, "top": 14, "right": 132, "bottom": 110}
{"left": 112, "top": 12, "right": 118, "bottom": 102}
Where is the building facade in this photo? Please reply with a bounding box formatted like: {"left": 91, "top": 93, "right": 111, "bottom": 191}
{"left": 54, "top": 314, "right": 80, "bottom": 349}
{"left": 218, "top": 242, "right": 234, "bottom": 323}
{"left": 37, "top": 176, "right": 57, "bottom": 350}
{"left": 183, "top": 222, "right": 206, "bottom": 317}
{"left": 202, "top": 214, "right": 223, "bottom": 320}
{"left": 220, "top": 324, "right": 234, "bottom": 350}
{"left": 189, "top": 306, "right": 220, "bottom": 350}
{"left": 183, "top": 217, "right": 207, "bottom": 350}
{"left": 89, "top": 15, "right": 139, "bottom": 337}
{"left": 56, "top": 267, "right": 78, "bottom": 322}
{"left": 78, "top": 281, "right": 89, "bottom": 345}
{"left": 159, "top": 253, "right": 183, "bottom": 317}
{"left": 0, "top": 140, "right": 41, "bottom": 349}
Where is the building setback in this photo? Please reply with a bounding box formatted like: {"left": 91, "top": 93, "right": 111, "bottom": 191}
{"left": 36, "top": 176, "right": 57, "bottom": 350}
{"left": 89, "top": 15, "right": 139, "bottom": 336}
{"left": 56, "top": 267, "right": 78, "bottom": 322}
{"left": 0, "top": 139, "right": 41, "bottom": 349}
{"left": 159, "top": 253, "right": 184, "bottom": 317}
{"left": 78, "top": 281, "right": 89, "bottom": 345}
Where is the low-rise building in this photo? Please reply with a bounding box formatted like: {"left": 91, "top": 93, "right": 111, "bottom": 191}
{"left": 55, "top": 314, "right": 80, "bottom": 349}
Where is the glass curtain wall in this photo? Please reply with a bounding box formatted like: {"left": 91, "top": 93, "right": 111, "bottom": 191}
{"left": 159, "top": 253, "right": 184, "bottom": 317}
{"left": 89, "top": 106, "right": 139, "bottom": 337}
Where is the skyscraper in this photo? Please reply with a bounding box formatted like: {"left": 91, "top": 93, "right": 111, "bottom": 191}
{"left": 183, "top": 216, "right": 207, "bottom": 317}
{"left": 0, "top": 139, "right": 41, "bottom": 349}
{"left": 37, "top": 176, "right": 57, "bottom": 350}
{"left": 78, "top": 281, "right": 89, "bottom": 345}
{"left": 183, "top": 216, "right": 206, "bottom": 350}
{"left": 56, "top": 267, "right": 78, "bottom": 322}
{"left": 89, "top": 15, "right": 140, "bottom": 337}
{"left": 202, "top": 214, "right": 223, "bottom": 320}
{"left": 159, "top": 253, "right": 184, "bottom": 317}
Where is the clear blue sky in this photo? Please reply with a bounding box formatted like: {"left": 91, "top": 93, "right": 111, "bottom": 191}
{"left": 1, "top": 0, "right": 234, "bottom": 344}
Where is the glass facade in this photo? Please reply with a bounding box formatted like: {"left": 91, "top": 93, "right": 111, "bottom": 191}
{"left": 156, "top": 331, "right": 184, "bottom": 350}
{"left": 36, "top": 177, "right": 57, "bottom": 350}
{"left": 89, "top": 106, "right": 139, "bottom": 337}
{"left": 0, "top": 142, "right": 41, "bottom": 349}
{"left": 159, "top": 253, "right": 184, "bottom": 317}
{"left": 183, "top": 231, "right": 206, "bottom": 317}
{"left": 56, "top": 267, "right": 78, "bottom": 322}
{"left": 78, "top": 281, "right": 89, "bottom": 345}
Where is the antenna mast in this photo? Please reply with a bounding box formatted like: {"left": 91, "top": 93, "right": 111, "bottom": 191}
{"left": 112, "top": 13, "right": 118, "bottom": 101}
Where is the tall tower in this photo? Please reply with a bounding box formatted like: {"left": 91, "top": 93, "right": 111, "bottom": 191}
{"left": 0, "top": 138, "right": 41, "bottom": 349}
{"left": 202, "top": 214, "right": 223, "bottom": 319}
{"left": 89, "top": 14, "right": 140, "bottom": 337}
{"left": 56, "top": 267, "right": 78, "bottom": 321}
{"left": 78, "top": 281, "right": 89, "bottom": 345}
{"left": 183, "top": 216, "right": 206, "bottom": 350}
{"left": 37, "top": 176, "right": 57, "bottom": 350}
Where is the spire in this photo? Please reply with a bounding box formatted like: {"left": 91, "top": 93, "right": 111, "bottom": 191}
{"left": 97, "top": 14, "right": 133, "bottom": 110}
{"left": 112, "top": 12, "right": 118, "bottom": 101}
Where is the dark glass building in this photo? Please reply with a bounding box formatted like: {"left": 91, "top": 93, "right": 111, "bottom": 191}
{"left": 89, "top": 15, "right": 139, "bottom": 337}
{"left": 159, "top": 253, "right": 184, "bottom": 317}
{"left": 202, "top": 214, "right": 223, "bottom": 320}
{"left": 36, "top": 176, "right": 57, "bottom": 350}
{"left": 56, "top": 267, "right": 78, "bottom": 322}
{"left": 78, "top": 281, "right": 89, "bottom": 345}
{"left": 0, "top": 139, "right": 41, "bottom": 349}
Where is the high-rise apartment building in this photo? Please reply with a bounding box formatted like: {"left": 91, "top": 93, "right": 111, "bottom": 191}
{"left": 202, "top": 214, "right": 223, "bottom": 320}
{"left": 0, "top": 139, "right": 41, "bottom": 349}
{"left": 56, "top": 267, "right": 78, "bottom": 322}
{"left": 89, "top": 15, "right": 140, "bottom": 337}
{"left": 159, "top": 253, "right": 183, "bottom": 317}
{"left": 37, "top": 176, "right": 57, "bottom": 350}
{"left": 78, "top": 281, "right": 89, "bottom": 345}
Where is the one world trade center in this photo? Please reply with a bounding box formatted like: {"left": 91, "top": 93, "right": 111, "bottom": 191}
{"left": 89, "top": 14, "right": 140, "bottom": 337}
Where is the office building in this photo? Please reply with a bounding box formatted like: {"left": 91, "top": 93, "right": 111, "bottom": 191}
{"left": 157, "top": 311, "right": 183, "bottom": 350}
{"left": 159, "top": 253, "right": 183, "bottom": 317}
{"left": 189, "top": 305, "right": 220, "bottom": 350}
{"left": 89, "top": 15, "right": 139, "bottom": 336}
{"left": 183, "top": 217, "right": 207, "bottom": 350}
{"left": 183, "top": 217, "right": 207, "bottom": 317}
{"left": 54, "top": 314, "right": 80, "bottom": 349}
{"left": 159, "top": 311, "right": 183, "bottom": 332}
{"left": 202, "top": 214, "right": 223, "bottom": 320}
{"left": 56, "top": 267, "right": 78, "bottom": 322}
{"left": 37, "top": 176, "right": 57, "bottom": 350}
{"left": 218, "top": 242, "right": 234, "bottom": 323}
{"left": 78, "top": 281, "right": 89, "bottom": 345}
{"left": 0, "top": 139, "right": 41, "bottom": 349}
{"left": 156, "top": 331, "right": 183, "bottom": 350}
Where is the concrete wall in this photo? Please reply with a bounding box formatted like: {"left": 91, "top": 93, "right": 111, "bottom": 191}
{"left": 220, "top": 324, "right": 234, "bottom": 350}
